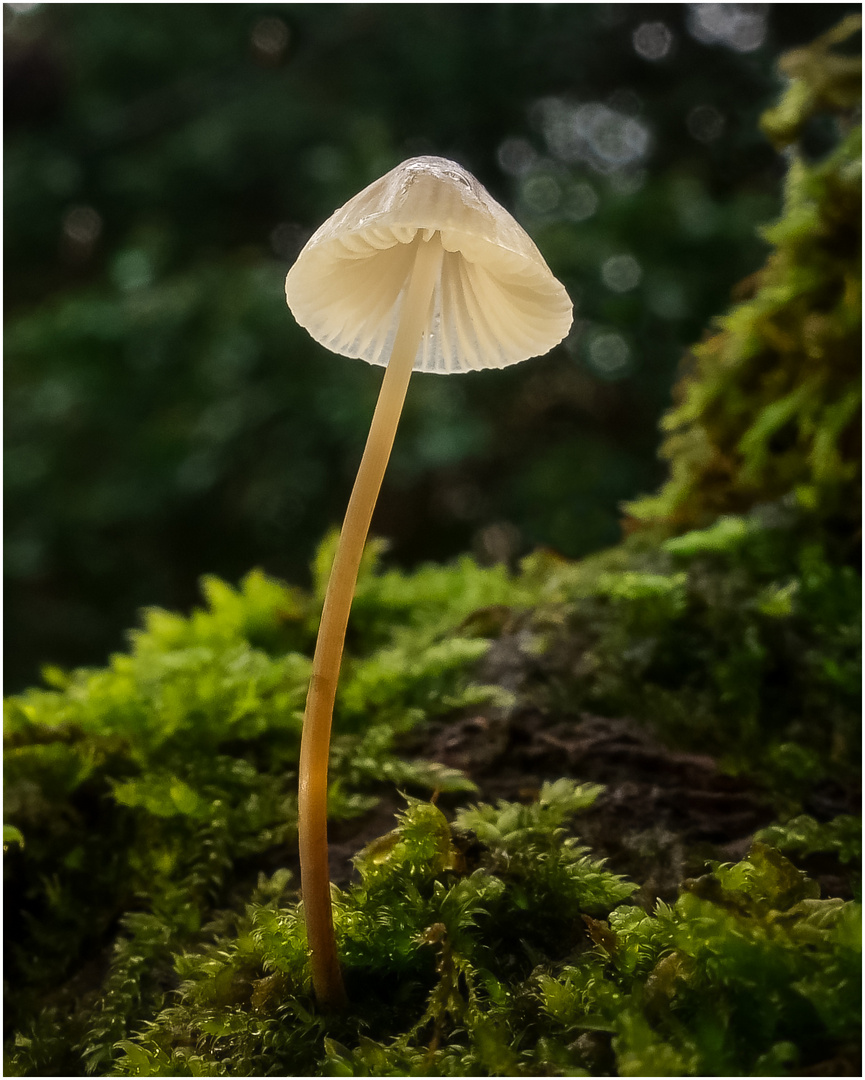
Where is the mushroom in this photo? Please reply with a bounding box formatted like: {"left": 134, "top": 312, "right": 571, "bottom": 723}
{"left": 284, "top": 155, "right": 572, "bottom": 1008}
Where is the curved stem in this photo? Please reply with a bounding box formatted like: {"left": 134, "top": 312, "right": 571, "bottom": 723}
{"left": 298, "top": 232, "right": 444, "bottom": 1009}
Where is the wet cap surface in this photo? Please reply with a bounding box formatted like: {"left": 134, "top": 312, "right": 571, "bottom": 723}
{"left": 285, "top": 156, "right": 573, "bottom": 373}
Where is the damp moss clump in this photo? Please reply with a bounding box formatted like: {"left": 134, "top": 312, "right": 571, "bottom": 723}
{"left": 6, "top": 511, "right": 861, "bottom": 1072}
{"left": 4, "top": 550, "right": 532, "bottom": 1076}
{"left": 5, "top": 509, "right": 861, "bottom": 1075}
{"left": 126, "top": 804, "right": 858, "bottom": 1078}
{"left": 626, "top": 16, "right": 861, "bottom": 536}
{"left": 11, "top": 780, "right": 859, "bottom": 1078}
{"left": 522, "top": 505, "right": 861, "bottom": 799}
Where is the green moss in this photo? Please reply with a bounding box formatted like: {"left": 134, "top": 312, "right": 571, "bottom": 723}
{"left": 518, "top": 508, "right": 860, "bottom": 795}
{"left": 4, "top": 521, "right": 859, "bottom": 1074}
{"left": 626, "top": 16, "right": 861, "bottom": 536}
{"left": 757, "top": 814, "right": 861, "bottom": 866}
{"left": 95, "top": 808, "right": 857, "bottom": 1078}
{"left": 4, "top": 545, "right": 536, "bottom": 1074}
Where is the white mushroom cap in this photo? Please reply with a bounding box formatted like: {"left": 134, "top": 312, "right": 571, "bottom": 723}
{"left": 284, "top": 156, "right": 573, "bottom": 374}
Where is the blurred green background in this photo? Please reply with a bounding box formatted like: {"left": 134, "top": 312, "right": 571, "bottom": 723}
{"left": 5, "top": 3, "right": 855, "bottom": 691}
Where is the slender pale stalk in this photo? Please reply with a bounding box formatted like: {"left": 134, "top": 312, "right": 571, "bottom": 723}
{"left": 298, "top": 232, "right": 444, "bottom": 1009}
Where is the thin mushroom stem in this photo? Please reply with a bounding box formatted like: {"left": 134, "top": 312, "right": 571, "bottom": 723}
{"left": 298, "top": 232, "right": 444, "bottom": 1010}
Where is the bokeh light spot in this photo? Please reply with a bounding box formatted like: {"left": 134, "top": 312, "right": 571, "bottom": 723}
{"left": 497, "top": 137, "right": 538, "bottom": 177}
{"left": 687, "top": 104, "right": 726, "bottom": 143}
{"left": 111, "top": 249, "right": 154, "bottom": 292}
{"left": 250, "top": 16, "right": 290, "bottom": 64}
{"left": 62, "top": 205, "right": 102, "bottom": 246}
{"left": 563, "top": 181, "right": 599, "bottom": 222}
{"left": 687, "top": 3, "right": 768, "bottom": 53}
{"left": 538, "top": 97, "right": 651, "bottom": 173}
{"left": 608, "top": 168, "right": 647, "bottom": 196}
{"left": 435, "top": 479, "right": 485, "bottom": 522}
{"left": 474, "top": 521, "right": 521, "bottom": 564}
{"left": 521, "top": 173, "right": 561, "bottom": 214}
{"left": 586, "top": 330, "right": 633, "bottom": 379}
{"left": 61, "top": 205, "right": 101, "bottom": 264}
{"left": 601, "top": 254, "right": 642, "bottom": 292}
{"left": 633, "top": 22, "right": 674, "bottom": 62}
